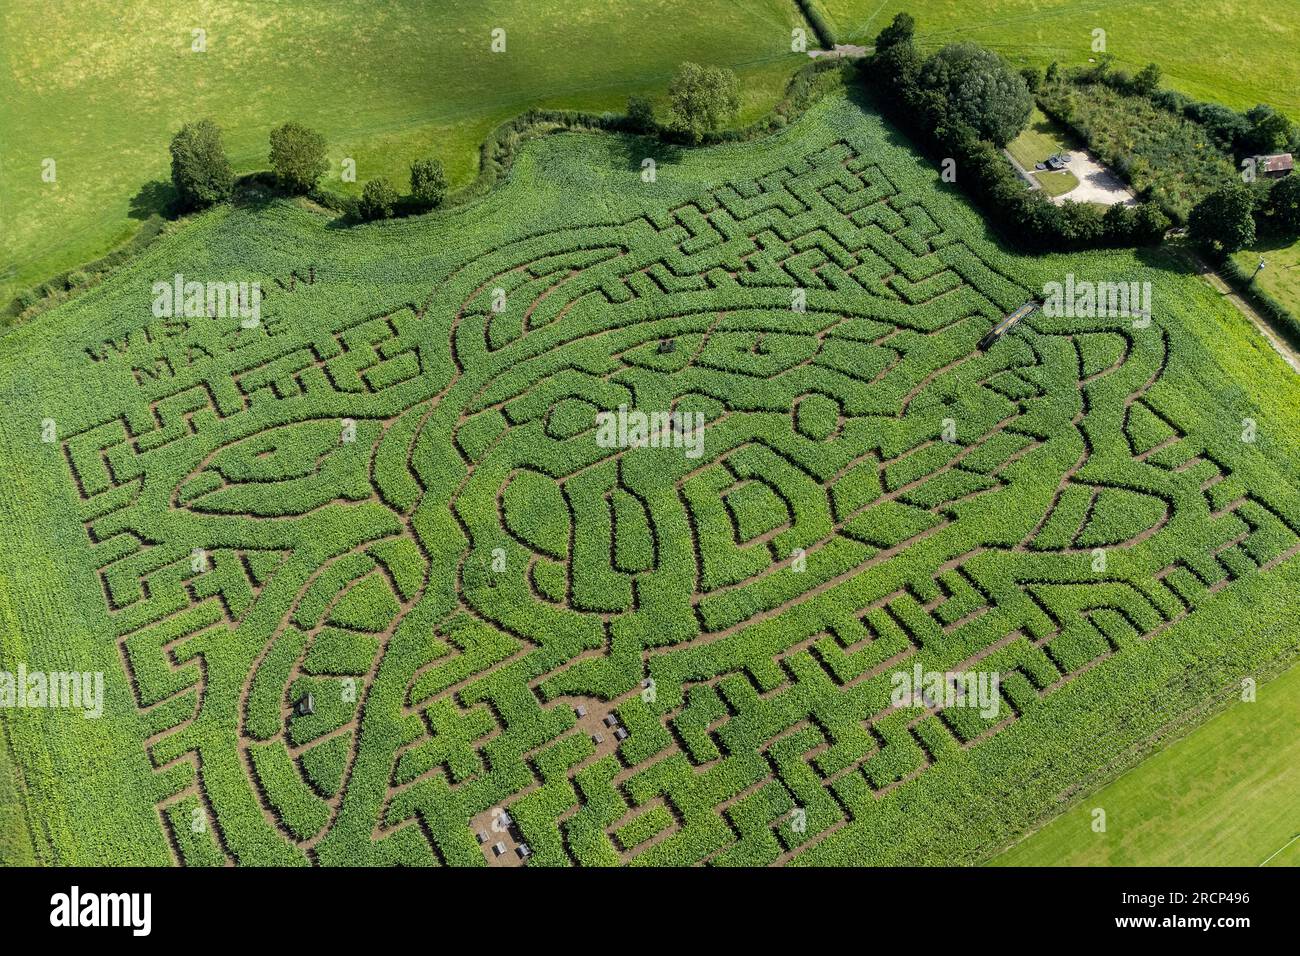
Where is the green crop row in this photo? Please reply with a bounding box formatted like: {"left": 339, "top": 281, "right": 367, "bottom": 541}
{"left": 4, "top": 88, "right": 1299, "bottom": 867}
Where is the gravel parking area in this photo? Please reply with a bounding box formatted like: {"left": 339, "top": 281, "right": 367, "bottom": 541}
{"left": 1052, "top": 150, "right": 1136, "bottom": 206}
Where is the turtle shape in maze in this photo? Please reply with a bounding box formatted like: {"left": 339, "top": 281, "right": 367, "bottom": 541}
{"left": 60, "top": 141, "right": 1299, "bottom": 865}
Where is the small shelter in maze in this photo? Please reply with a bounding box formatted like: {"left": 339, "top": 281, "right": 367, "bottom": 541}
{"left": 1251, "top": 153, "right": 1294, "bottom": 178}
{"left": 978, "top": 300, "right": 1038, "bottom": 351}
{"left": 657, "top": 338, "right": 676, "bottom": 354}
{"left": 294, "top": 692, "right": 315, "bottom": 716}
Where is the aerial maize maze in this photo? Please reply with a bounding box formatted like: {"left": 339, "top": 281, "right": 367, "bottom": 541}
{"left": 7, "top": 97, "right": 1300, "bottom": 866}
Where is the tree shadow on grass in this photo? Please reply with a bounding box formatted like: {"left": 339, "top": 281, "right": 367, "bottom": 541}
{"left": 1136, "top": 240, "right": 1203, "bottom": 276}
{"left": 1248, "top": 232, "right": 1300, "bottom": 256}
{"left": 864, "top": 105, "right": 1027, "bottom": 255}
{"left": 233, "top": 172, "right": 287, "bottom": 213}
{"left": 129, "top": 180, "right": 177, "bottom": 220}
{"left": 605, "top": 132, "right": 685, "bottom": 177}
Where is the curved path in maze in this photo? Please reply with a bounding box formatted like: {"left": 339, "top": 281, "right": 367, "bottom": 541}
{"left": 59, "top": 138, "right": 1300, "bottom": 865}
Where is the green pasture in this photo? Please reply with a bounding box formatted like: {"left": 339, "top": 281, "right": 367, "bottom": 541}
{"left": 0, "top": 0, "right": 807, "bottom": 306}
{"left": 993, "top": 660, "right": 1300, "bottom": 866}
{"left": 817, "top": 1, "right": 1300, "bottom": 118}
{"left": 1234, "top": 239, "right": 1300, "bottom": 322}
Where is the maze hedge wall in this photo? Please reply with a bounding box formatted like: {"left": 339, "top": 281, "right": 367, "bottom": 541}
{"left": 3, "top": 93, "right": 1300, "bottom": 866}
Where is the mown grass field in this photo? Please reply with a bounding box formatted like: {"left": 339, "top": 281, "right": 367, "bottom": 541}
{"left": 816, "top": 0, "right": 1300, "bottom": 116}
{"left": 3, "top": 86, "right": 1300, "bottom": 865}
{"left": 993, "top": 660, "right": 1300, "bottom": 866}
{"left": 0, "top": 0, "right": 808, "bottom": 306}
{"left": 1233, "top": 239, "right": 1300, "bottom": 323}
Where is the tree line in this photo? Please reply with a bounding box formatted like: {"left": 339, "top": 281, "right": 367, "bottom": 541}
{"left": 169, "top": 120, "right": 448, "bottom": 221}
{"left": 169, "top": 62, "right": 746, "bottom": 224}
{"left": 867, "top": 13, "right": 1170, "bottom": 250}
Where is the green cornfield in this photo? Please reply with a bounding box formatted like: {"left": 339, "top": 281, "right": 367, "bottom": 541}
{"left": 3, "top": 90, "right": 1299, "bottom": 866}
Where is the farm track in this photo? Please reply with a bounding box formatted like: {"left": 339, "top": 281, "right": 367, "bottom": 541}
{"left": 1189, "top": 251, "right": 1300, "bottom": 375}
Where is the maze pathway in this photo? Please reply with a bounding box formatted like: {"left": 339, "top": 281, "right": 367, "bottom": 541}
{"left": 56, "top": 137, "right": 1300, "bottom": 866}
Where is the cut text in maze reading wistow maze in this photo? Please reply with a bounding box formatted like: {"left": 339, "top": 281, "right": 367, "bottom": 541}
{"left": 60, "top": 141, "right": 1300, "bottom": 865}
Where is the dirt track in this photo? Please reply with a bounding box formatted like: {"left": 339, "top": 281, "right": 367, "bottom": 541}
{"left": 1188, "top": 251, "right": 1300, "bottom": 375}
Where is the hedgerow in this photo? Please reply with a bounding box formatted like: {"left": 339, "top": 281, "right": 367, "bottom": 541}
{"left": 794, "top": 0, "right": 837, "bottom": 49}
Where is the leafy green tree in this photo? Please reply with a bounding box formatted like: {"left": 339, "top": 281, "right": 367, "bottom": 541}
{"left": 918, "top": 43, "right": 1032, "bottom": 146}
{"left": 1189, "top": 183, "right": 1257, "bottom": 252}
{"left": 1102, "top": 202, "right": 1135, "bottom": 235}
{"left": 667, "top": 63, "right": 739, "bottom": 143}
{"left": 170, "top": 119, "right": 234, "bottom": 211}
{"left": 1132, "top": 63, "right": 1162, "bottom": 95}
{"left": 1134, "top": 202, "right": 1172, "bottom": 242}
{"left": 871, "top": 31, "right": 923, "bottom": 108}
{"left": 1057, "top": 200, "right": 1106, "bottom": 244}
{"left": 874, "top": 12, "right": 915, "bottom": 51}
{"left": 1265, "top": 174, "right": 1300, "bottom": 235}
{"left": 1244, "top": 104, "right": 1292, "bottom": 155}
{"left": 268, "top": 121, "right": 328, "bottom": 194}
{"left": 409, "top": 158, "right": 447, "bottom": 209}
{"left": 1187, "top": 102, "right": 1250, "bottom": 150}
{"left": 627, "top": 95, "right": 656, "bottom": 132}
{"left": 357, "top": 177, "right": 398, "bottom": 220}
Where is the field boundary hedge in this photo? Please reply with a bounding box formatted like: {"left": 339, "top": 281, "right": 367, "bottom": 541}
{"left": 794, "top": 0, "right": 838, "bottom": 48}
{"left": 3, "top": 59, "right": 849, "bottom": 333}
{"left": 2, "top": 215, "right": 168, "bottom": 325}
